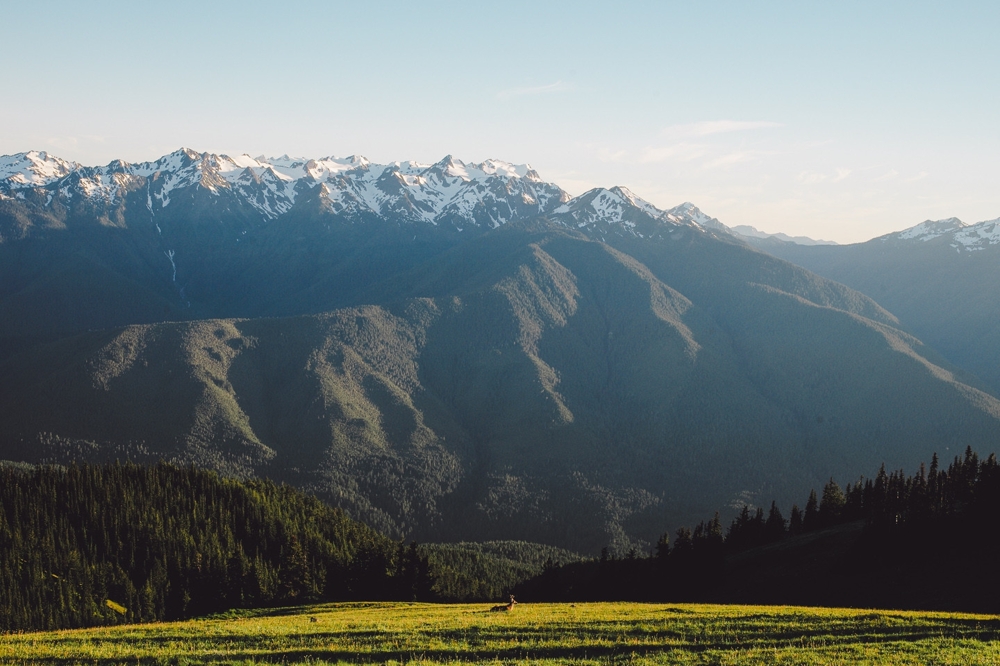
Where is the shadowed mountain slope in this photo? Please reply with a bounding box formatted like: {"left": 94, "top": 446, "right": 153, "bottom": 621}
{"left": 5, "top": 220, "right": 1000, "bottom": 554}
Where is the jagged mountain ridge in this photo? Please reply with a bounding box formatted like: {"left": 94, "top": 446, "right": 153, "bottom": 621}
{"left": 0, "top": 149, "right": 728, "bottom": 238}
{"left": 1, "top": 148, "right": 568, "bottom": 228}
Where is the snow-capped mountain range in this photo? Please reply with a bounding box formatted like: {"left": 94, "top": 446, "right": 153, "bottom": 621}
{"left": 0, "top": 149, "right": 569, "bottom": 227}
{"left": 9, "top": 148, "right": 995, "bottom": 250}
{"left": 0, "top": 149, "right": 720, "bottom": 238}
{"left": 885, "top": 216, "right": 1000, "bottom": 251}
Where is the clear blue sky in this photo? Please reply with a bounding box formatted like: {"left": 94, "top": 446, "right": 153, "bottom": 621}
{"left": 2, "top": 1, "right": 998, "bottom": 242}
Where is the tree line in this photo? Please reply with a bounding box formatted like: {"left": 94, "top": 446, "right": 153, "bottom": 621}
{"left": 4, "top": 448, "right": 997, "bottom": 631}
{"left": 0, "top": 462, "right": 440, "bottom": 631}
{"left": 518, "top": 447, "right": 1000, "bottom": 611}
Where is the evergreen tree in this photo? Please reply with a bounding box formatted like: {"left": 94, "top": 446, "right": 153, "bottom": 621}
{"left": 706, "top": 513, "right": 724, "bottom": 549}
{"left": 803, "top": 490, "right": 820, "bottom": 531}
{"left": 655, "top": 532, "right": 670, "bottom": 561}
{"left": 278, "top": 534, "right": 311, "bottom": 602}
{"left": 844, "top": 481, "right": 865, "bottom": 520}
{"left": 819, "top": 478, "right": 846, "bottom": 526}
{"left": 397, "top": 542, "right": 432, "bottom": 601}
{"left": 764, "top": 501, "right": 786, "bottom": 541}
{"left": 927, "top": 452, "right": 941, "bottom": 515}
{"left": 672, "top": 527, "right": 693, "bottom": 560}
{"left": 871, "top": 464, "right": 889, "bottom": 523}
{"left": 751, "top": 507, "right": 766, "bottom": 545}
{"left": 789, "top": 504, "right": 803, "bottom": 534}
{"left": 726, "top": 505, "right": 753, "bottom": 549}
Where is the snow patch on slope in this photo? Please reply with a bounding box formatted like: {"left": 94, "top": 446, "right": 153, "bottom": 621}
{"left": 897, "top": 218, "right": 965, "bottom": 241}
{"left": 666, "top": 202, "right": 714, "bottom": 227}
{"left": 952, "top": 217, "right": 1000, "bottom": 250}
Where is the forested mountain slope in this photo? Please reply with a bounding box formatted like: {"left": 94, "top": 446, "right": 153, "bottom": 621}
{"left": 0, "top": 461, "right": 581, "bottom": 631}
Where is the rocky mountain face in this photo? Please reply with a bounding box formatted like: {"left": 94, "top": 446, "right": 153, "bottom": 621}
{"left": 2, "top": 150, "right": 998, "bottom": 554}
{"left": 750, "top": 216, "right": 1000, "bottom": 394}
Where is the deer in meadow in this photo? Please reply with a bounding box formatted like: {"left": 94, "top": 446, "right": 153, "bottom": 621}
{"left": 490, "top": 595, "right": 517, "bottom": 612}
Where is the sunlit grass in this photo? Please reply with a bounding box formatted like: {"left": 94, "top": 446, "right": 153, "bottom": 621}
{"left": 2, "top": 602, "right": 999, "bottom": 664}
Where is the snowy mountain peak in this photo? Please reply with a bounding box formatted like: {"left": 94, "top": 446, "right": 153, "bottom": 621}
{"left": 343, "top": 155, "right": 368, "bottom": 166}
{"left": 484, "top": 159, "right": 530, "bottom": 178}
{"left": 607, "top": 186, "right": 661, "bottom": 217}
{"left": 549, "top": 186, "right": 706, "bottom": 240}
{"left": 415, "top": 156, "right": 535, "bottom": 185}
{"left": 663, "top": 202, "right": 737, "bottom": 237}
{"left": 0, "top": 151, "right": 79, "bottom": 187}
{"left": 896, "top": 218, "right": 966, "bottom": 241}
{"left": 877, "top": 216, "right": 1000, "bottom": 252}
{"left": 665, "top": 202, "right": 716, "bottom": 227}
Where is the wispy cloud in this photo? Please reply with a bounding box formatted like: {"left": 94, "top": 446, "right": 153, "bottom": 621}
{"left": 42, "top": 135, "right": 106, "bottom": 157}
{"left": 873, "top": 169, "right": 899, "bottom": 182}
{"left": 638, "top": 142, "right": 707, "bottom": 164}
{"left": 703, "top": 151, "right": 756, "bottom": 170}
{"left": 637, "top": 121, "right": 781, "bottom": 166}
{"left": 46, "top": 135, "right": 109, "bottom": 151}
{"left": 797, "top": 167, "right": 852, "bottom": 184}
{"left": 905, "top": 171, "right": 929, "bottom": 182}
{"left": 497, "top": 81, "right": 572, "bottom": 100}
{"left": 600, "top": 149, "right": 627, "bottom": 163}
{"left": 797, "top": 171, "right": 827, "bottom": 184}
{"left": 45, "top": 136, "right": 79, "bottom": 149}
{"left": 659, "top": 120, "right": 782, "bottom": 139}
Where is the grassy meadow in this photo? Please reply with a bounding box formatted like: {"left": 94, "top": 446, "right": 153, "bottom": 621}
{"left": 2, "top": 602, "right": 999, "bottom": 665}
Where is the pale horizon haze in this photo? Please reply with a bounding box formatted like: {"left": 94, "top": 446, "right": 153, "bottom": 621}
{"left": 2, "top": 1, "right": 998, "bottom": 243}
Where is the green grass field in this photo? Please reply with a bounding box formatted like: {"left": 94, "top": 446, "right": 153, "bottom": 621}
{"left": 2, "top": 602, "right": 999, "bottom": 665}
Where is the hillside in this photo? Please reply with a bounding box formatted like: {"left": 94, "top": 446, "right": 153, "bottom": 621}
{"left": 0, "top": 462, "right": 407, "bottom": 631}
{"left": 0, "top": 462, "right": 583, "bottom": 632}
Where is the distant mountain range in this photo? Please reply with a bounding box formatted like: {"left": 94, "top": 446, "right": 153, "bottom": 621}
{"left": 2, "top": 149, "right": 998, "bottom": 554}
{"left": 748, "top": 215, "right": 1000, "bottom": 394}
{"left": 728, "top": 225, "right": 838, "bottom": 246}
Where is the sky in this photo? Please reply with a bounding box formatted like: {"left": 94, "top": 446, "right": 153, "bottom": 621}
{"left": 2, "top": 1, "right": 998, "bottom": 243}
